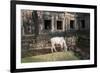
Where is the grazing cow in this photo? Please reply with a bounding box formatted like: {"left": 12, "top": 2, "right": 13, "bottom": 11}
{"left": 50, "top": 37, "right": 67, "bottom": 53}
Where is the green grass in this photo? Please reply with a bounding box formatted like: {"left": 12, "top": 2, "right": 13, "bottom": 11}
{"left": 21, "top": 51, "right": 79, "bottom": 63}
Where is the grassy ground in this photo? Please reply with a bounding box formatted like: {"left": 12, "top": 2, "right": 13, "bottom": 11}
{"left": 21, "top": 51, "right": 79, "bottom": 63}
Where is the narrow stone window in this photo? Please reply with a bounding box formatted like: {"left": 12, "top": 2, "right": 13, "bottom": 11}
{"left": 70, "top": 20, "right": 74, "bottom": 29}
{"left": 81, "top": 20, "right": 85, "bottom": 28}
{"left": 57, "top": 21, "right": 62, "bottom": 30}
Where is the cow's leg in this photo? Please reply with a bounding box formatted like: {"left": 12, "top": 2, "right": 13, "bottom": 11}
{"left": 51, "top": 44, "right": 56, "bottom": 61}
{"left": 51, "top": 43, "right": 56, "bottom": 53}
{"left": 53, "top": 44, "right": 57, "bottom": 52}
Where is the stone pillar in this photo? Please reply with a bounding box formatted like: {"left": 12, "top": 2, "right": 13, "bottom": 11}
{"left": 74, "top": 13, "right": 78, "bottom": 30}
{"left": 63, "top": 15, "right": 66, "bottom": 32}
{"left": 65, "top": 13, "right": 68, "bottom": 32}
{"left": 51, "top": 15, "right": 55, "bottom": 32}
{"left": 65, "top": 16, "right": 68, "bottom": 32}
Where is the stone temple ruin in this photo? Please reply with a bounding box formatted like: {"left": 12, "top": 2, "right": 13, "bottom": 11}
{"left": 21, "top": 10, "right": 90, "bottom": 59}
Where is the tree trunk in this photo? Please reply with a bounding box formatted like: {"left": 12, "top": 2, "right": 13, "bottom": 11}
{"left": 32, "top": 11, "right": 39, "bottom": 37}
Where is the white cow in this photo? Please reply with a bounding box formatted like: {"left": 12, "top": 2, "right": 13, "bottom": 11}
{"left": 50, "top": 37, "right": 67, "bottom": 53}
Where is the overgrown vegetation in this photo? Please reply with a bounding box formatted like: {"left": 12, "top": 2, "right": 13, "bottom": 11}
{"left": 76, "top": 30, "right": 90, "bottom": 48}
{"left": 74, "top": 30, "right": 90, "bottom": 59}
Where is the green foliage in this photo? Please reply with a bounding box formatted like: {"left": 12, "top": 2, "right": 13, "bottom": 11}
{"left": 76, "top": 30, "right": 90, "bottom": 48}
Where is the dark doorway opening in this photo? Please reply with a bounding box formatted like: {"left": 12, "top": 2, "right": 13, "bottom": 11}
{"left": 44, "top": 20, "right": 51, "bottom": 30}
